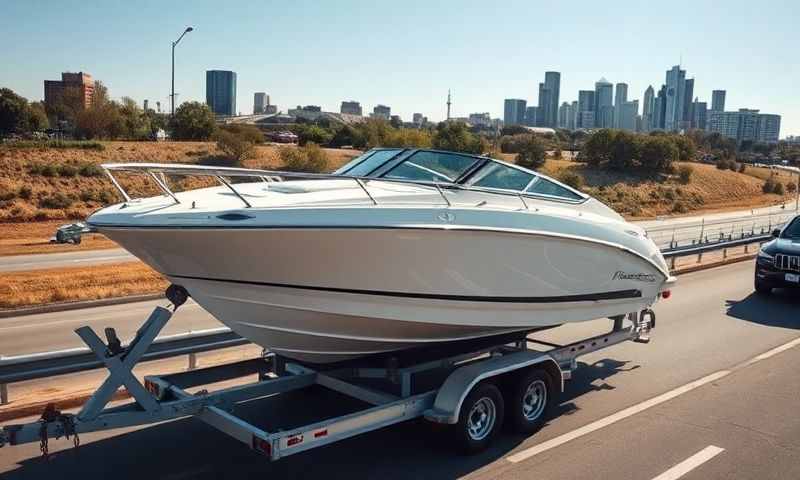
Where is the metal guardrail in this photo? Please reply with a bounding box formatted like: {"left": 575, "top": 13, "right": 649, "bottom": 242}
{"left": 0, "top": 326, "right": 248, "bottom": 405}
{"left": 645, "top": 211, "right": 793, "bottom": 250}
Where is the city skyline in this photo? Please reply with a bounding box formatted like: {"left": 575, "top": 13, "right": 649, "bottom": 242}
{"left": 1, "top": 0, "right": 798, "bottom": 136}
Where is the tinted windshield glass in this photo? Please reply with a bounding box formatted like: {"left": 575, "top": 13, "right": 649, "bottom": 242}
{"left": 336, "top": 149, "right": 402, "bottom": 176}
{"left": 383, "top": 151, "right": 479, "bottom": 182}
{"left": 466, "top": 162, "right": 534, "bottom": 191}
{"left": 527, "top": 177, "right": 583, "bottom": 201}
{"left": 782, "top": 218, "right": 800, "bottom": 238}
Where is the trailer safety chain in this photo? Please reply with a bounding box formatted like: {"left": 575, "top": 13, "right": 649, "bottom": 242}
{"left": 38, "top": 404, "right": 80, "bottom": 458}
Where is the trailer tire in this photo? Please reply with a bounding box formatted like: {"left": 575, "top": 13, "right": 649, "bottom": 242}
{"left": 454, "top": 382, "right": 504, "bottom": 454}
{"left": 506, "top": 369, "right": 554, "bottom": 435}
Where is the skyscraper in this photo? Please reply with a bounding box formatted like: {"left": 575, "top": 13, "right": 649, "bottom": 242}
{"left": 372, "top": 104, "right": 391, "bottom": 119}
{"left": 503, "top": 99, "right": 527, "bottom": 125}
{"left": 619, "top": 100, "right": 639, "bottom": 131}
{"left": 525, "top": 106, "right": 539, "bottom": 127}
{"left": 642, "top": 85, "right": 655, "bottom": 132}
{"left": 664, "top": 65, "right": 686, "bottom": 131}
{"left": 570, "top": 100, "right": 579, "bottom": 130}
{"left": 558, "top": 102, "right": 570, "bottom": 129}
{"left": 682, "top": 78, "right": 695, "bottom": 129}
{"left": 577, "top": 90, "right": 595, "bottom": 129}
{"left": 594, "top": 78, "right": 614, "bottom": 128}
{"left": 537, "top": 72, "right": 560, "bottom": 128}
{"left": 253, "top": 92, "right": 267, "bottom": 114}
{"left": 693, "top": 99, "right": 708, "bottom": 130}
{"left": 653, "top": 85, "right": 667, "bottom": 130}
{"left": 707, "top": 109, "right": 781, "bottom": 143}
{"left": 711, "top": 90, "right": 726, "bottom": 112}
{"left": 206, "top": 70, "right": 237, "bottom": 116}
{"left": 340, "top": 101, "right": 362, "bottom": 115}
{"left": 614, "top": 83, "right": 628, "bottom": 128}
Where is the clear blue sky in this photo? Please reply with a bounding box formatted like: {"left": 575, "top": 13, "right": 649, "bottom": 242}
{"left": 2, "top": 0, "right": 798, "bottom": 136}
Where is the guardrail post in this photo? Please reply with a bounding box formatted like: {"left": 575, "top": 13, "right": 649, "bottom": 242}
{"left": 697, "top": 252, "right": 703, "bottom": 263}
{"left": 0, "top": 383, "right": 8, "bottom": 405}
{"left": 670, "top": 256, "right": 676, "bottom": 270}
{"left": 188, "top": 353, "right": 197, "bottom": 370}
{"left": 744, "top": 244, "right": 749, "bottom": 253}
{"left": 722, "top": 248, "right": 727, "bottom": 259}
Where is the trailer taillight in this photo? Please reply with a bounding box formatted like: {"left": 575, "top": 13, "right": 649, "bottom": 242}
{"left": 661, "top": 290, "right": 671, "bottom": 299}
{"left": 252, "top": 436, "right": 271, "bottom": 456}
{"left": 314, "top": 429, "right": 328, "bottom": 438}
{"left": 287, "top": 435, "right": 303, "bottom": 446}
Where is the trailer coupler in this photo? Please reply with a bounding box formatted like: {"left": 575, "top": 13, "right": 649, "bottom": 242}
{"left": 633, "top": 309, "right": 656, "bottom": 343}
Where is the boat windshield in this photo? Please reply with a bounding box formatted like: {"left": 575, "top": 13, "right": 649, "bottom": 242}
{"left": 781, "top": 217, "right": 800, "bottom": 238}
{"left": 465, "top": 161, "right": 535, "bottom": 191}
{"left": 383, "top": 151, "right": 480, "bottom": 183}
{"left": 335, "top": 149, "right": 403, "bottom": 176}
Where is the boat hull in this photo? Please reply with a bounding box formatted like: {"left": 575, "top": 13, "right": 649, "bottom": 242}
{"left": 98, "top": 225, "right": 667, "bottom": 363}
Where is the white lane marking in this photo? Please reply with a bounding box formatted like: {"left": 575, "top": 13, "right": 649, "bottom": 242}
{"left": 746, "top": 336, "right": 800, "bottom": 365}
{"left": 650, "top": 445, "right": 725, "bottom": 480}
{"left": 506, "top": 370, "right": 731, "bottom": 463}
{"left": 508, "top": 333, "right": 800, "bottom": 464}
{"left": 3, "top": 254, "right": 133, "bottom": 270}
{"left": 0, "top": 303, "right": 202, "bottom": 331}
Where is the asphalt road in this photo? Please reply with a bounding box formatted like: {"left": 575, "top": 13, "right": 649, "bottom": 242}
{"left": 0, "top": 249, "right": 133, "bottom": 272}
{"left": 1, "top": 261, "right": 799, "bottom": 478}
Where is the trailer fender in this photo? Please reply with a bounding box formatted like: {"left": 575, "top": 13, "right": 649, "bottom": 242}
{"left": 423, "top": 351, "right": 562, "bottom": 424}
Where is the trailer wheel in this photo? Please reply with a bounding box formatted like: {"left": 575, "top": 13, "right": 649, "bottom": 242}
{"left": 507, "top": 369, "right": 554, "bottom": 435}
{"left": 454, "top": 382, "right": 504, "bottom": 454}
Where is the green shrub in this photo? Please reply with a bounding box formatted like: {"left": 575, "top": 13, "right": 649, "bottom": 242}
{"left": 79, "top": 190, "right": 97, "bottom": 202}
{"left": 57, "top": 163, "right": 78, "bottom": 177}
{"left": 4, "top": 140, "right": 104, "bottom": 150}
{"left": 556, "top": 170, "right": 584, "bottom": 190}
{"left": 220, "top": 124, "right": 264, "bottom": 144}
{"left": 515, "top": 136, "right": 547, "bottom": 170}
{"left": 279, "top": 143, "right": 329, "bottom": 173}
{"left": 98, "top": 190, "right": 116, "bottom": 204}
{"left": 214, "top": 130, "right": 255, "bottom": 166}
{"left": 79, "top": 163, "right": 104, "bottom": 177}
{"left": 672, "top": 201, "right": 688, "bottom": 213}
{"left": 39, "top": 192, "right": 74, "bottom": 209}
{"left": 40, "top": 164, "right": 58, "bottom": 177}
{"left": 663, "top": 189, "right": 676, "bottom": 201}
{"left": 18, "top": 185, "right": 32, "bottom": 199}
{"left": 773, "top": 182, "right": 785, "bottom": 195}
{"left": 763, "top": 178, "right": 777, "bottom": 194}
{"left": 787, "top": 182, "right": 797, "bottom": 193}
{"left": 0, "top": 189, "right": 16, "bottom": 201}
{"left": 677, "top": 164, "right": 693, "bottom": 184}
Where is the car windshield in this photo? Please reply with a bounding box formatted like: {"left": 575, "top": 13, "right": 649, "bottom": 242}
{"left": 383, "top": 151, "right": 480, "bottom": 183}
{"left": 335, "top": 149, "right": 403, "bottom": 176}
{"left": 782, "top": 218, "right": 800, "bottom": 238}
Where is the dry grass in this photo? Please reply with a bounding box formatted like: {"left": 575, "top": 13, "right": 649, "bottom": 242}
{"left": 744, "top": 165, "right": 799, "bottom": 183}
{"left": 0, "top": 141, "right": 361, "bottom": 222}
{"left": 0, "top": 262, "right": 167, "bottom": 309}
{"left": 0, "top": 220, "right": 118, "bottom": 256}
{"left": 539, "top": 160, "right": 792, "bottom": 218}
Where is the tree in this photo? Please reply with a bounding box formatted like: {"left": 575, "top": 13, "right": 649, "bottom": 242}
{"left": 608, "top": 130, "right": 639, "bottom": 170}
{"left": 515, "top": 135, "right": 546, "bottom": 170}
{"left": 639, "top": 136, "right": 679, "bottom": 173}
{"left": 295, "top": 124, "right": 334, "bottom": 146}
{"left": 170, "top": 101, "right": 216, "bottom": 140}
{"left": 214, "top": 129, "right": 255, "bottom": 166}
{"left": 119, "top": 97, "right": 150, "bottom": 139}
{"left": 671, "top": 135, "right": 696, "bottom": 161}
{"left": 0, "top": 88, "right": 30, "bottom": 136}
{"left": 432, "top": 122, "right": 487, "bottom": 154}
{"left": 27, "top": 101, "right": 49, "bottom": 131}
{"left": 580, "top": 129, "right": 616, "bottom": 168}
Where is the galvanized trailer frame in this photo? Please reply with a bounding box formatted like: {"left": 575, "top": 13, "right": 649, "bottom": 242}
{"left": 0, "top": 305, "right": 654, "bottom": 460}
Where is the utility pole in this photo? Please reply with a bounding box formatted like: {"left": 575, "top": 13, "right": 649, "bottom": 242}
{"left": 446, "top": 90, "right": 451, "bottom": 121}
{"left": 171, "top": 26, "right": 194, "bottom": 116}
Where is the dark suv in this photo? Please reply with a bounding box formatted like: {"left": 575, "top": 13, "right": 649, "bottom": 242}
{"left": 755, "top": 215, "right": 800, "bottom": 294}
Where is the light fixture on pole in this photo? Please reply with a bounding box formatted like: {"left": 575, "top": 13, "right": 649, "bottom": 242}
{"left": 171, "top": 26, "right": 194, "bottom": 116}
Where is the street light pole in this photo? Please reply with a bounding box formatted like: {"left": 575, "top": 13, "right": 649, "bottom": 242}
{"left": 171, "top": 26, "right": 194, "bottom": 117}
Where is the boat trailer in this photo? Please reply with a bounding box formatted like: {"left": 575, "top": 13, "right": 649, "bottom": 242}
{"left": 0, "top": 304, "right": 655, "bottom": 460}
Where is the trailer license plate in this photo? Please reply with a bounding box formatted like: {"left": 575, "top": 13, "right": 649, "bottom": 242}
{"left": 786, "top": 273, "right": 800, "bottom": 283}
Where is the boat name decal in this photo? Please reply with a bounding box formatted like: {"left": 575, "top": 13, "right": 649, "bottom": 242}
{"left": 612, "top": 271, "right": 657, "bottom": 282}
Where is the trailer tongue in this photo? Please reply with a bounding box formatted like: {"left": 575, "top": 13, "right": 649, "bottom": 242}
{"left": 0, "top": 303, "right": 654, "bottom": 460}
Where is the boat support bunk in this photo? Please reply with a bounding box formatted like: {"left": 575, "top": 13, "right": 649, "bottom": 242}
{"left": 0, "top": 297, "right": 655, "bottom": 460}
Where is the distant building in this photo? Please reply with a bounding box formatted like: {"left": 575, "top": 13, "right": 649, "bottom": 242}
{"left": 468, "top": 112, "right": 492, "bottom": 127}
{"left": 525, "top": 106, "right": 539, "bottom": 127}
{"left": 711, "top": 90, "right": 726, "bottom": 112}
{"left": 664, "top": 65, "right": 686, "bottom": 131}
{"left": 653, "top": 85, "right": 667, "bottom": 130}
{"left": 577, "top": 90, "right": 595, "bottom": 129}
{"left": 594, "top": 78, "right": 614, "bottom": 128}
{"left": 44, "top": 71, "right": 94, "bottom": 110}
{"left": 642, "top": 85, "right": 655, "bottom": 132}
{"left": 206, "top": 70, "right": 237, "bottom": 116}
{"left": 693, "top": 99, "right": 707, "bottom": 130}
{"left": 412, "top": 113, "right": 424, "bottom": 125}
{"left": 265, "top": 105, "right": 278, "bottom": 114}
{"left": 707, "top": 109, "right": 781, "bottom": 143}
{"left": 536, "top": 71, "right": 560, "bottom": 127}
{"left": 682, "top": 78, "right": 695, "bottom": 130}
{"left": 570, "top": 101, "right": 578, "bottom": 130}
{"left": 619, "top": 100, "right": 639, "bottom": 131}
{"left": 614, "top": 83, "right": 628, "bottom": 128}
{"left": 372, "top": 104, "right": 391, "bottom": 119}
{"left": 503, "top": 99, "right": 527, "bottom": 125}
{"left": 340, "top": 101, "right": 362, "bottom": 116}
{"left": 254, "top": 92, "right": 268, "bottom": 114}
{"left": 143, "top": 99, "right": 149, "bottom": 111}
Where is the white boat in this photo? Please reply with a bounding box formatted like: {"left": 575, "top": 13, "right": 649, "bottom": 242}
{"left": 88, "top": 149, "right": 674, "bottom": 363}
